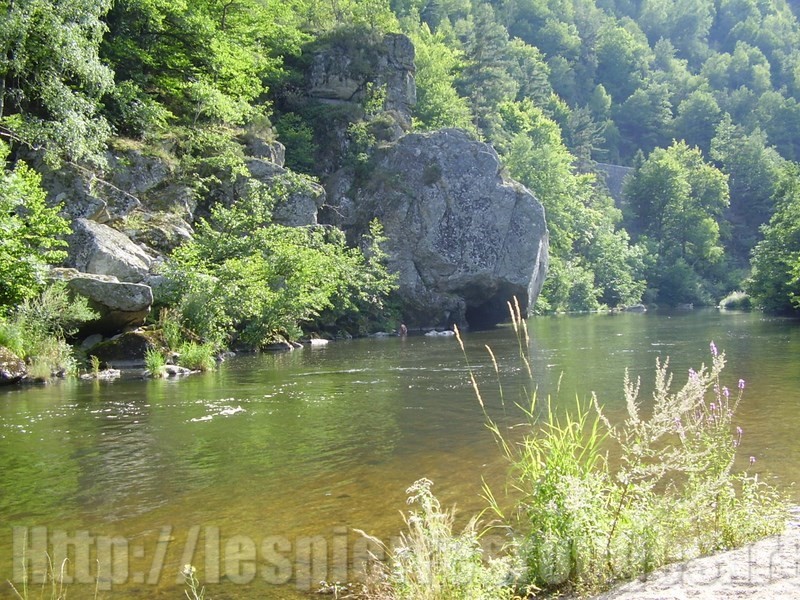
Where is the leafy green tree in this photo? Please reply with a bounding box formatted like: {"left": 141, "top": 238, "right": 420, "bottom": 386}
{"left": 747, "top": 162, "right": 800, "bottom": 314}
{"left": 0, "top": 142, "right": 70, "bottom": 307}
{"left": 710, "top": 115, "right": 784, "bottom": 262}
{"left": 500, "top": 100, "right": 644, "bottom": 310}
{"left": 614, "top": 81, "right": 673, "bottom": 160}
{"left": 672, "top": 89, "right": 723, "bottom": 156}
{"left": 595, "top": 21, "right": 650, "bottom": 102}
{"left": 456, "top": 3, "right": 519, "bottom": 138}
{"left": 408, "top": 23, "right": 475, "bottom": 132}
{"left": 102, "top": 0, "right": 310, "bottom": 130}
{"left": 625, "top": 141, "right": 729, "bottom": 304}
{"left": 0, "top": 0, "right": 113, "bottom": 164}
{"left": 754, "top": 91, "right": 800, "bottom": 161}
{"left": 159, "top": 185, "right": 396, "bottom": 346}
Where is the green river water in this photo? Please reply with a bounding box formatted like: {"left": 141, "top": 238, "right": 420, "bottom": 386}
{"left": 0, "top": 309, "right": 798, "bottom": 598}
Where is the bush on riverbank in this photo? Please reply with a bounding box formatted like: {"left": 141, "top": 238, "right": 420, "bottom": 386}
{"left": 359, "top": 478, "right": 515, "bottom": 600}
{"left": 157, "top": 184, "right": 397, "bottom": 349}
{"left": 366, "top": 303, "right": 789, "bottom": 599}
{"left": 0, "top": 282, "right": 97, "bottom": 380}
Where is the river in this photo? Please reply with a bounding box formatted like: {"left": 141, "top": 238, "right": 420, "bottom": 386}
{"left": 0, "top": 309, "right": 798, "bottom": 598}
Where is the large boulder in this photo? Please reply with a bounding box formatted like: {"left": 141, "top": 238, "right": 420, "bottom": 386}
{"left": 65, "top": 218, "right": 153, "bottom": 283}
{"left": 327, "top": 129, "right": 548, "bottom": 328}
{"left": 0, "top": 347, "right": 26, "bottom": 385}
{"left": 52, "top": 268, "right": 153, "bottom": 334}
{"left": 88, "top": 331, "right": 159, "bottom": 368}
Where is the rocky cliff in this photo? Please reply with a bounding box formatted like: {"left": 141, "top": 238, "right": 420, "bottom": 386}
{"left": 44, "top": 31, "right": 547, "bottom": 338}
{"left": 325, "top": 129, "right": 549, "bottom": 328}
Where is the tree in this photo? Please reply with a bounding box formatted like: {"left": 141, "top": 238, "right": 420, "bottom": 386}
{"left": 614, "top": 82, "right": 674, "bottom": 161}
{"left": 747, "top": 162, "right": 800, "bottom": 314}
{"left": 672, "top": 89, "right": 723, "bottom": 156}
{"left": 408, "top": 23, "right": 475, "bottom": 132}
{"left": 0, "top": 0, "right": 113, "bottom": 164}
{"left": 101, "top": 0, "right": 311, "bottom": 131}
{"left": 595, "top": 21, "right": 649, "bottom": 102}
{"left": 624, "top": 141, "right": 729, "bottom": 304}
{"left": 710, "top": 115, "right": 784, "bottom": 263}
{"left": 159, "top": 185, "right": 397, "bottom": 346}
{"left": 0, "top": 141, "right": 70, "bottom": 307}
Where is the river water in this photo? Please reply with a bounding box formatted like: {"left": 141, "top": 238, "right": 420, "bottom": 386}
{"left": 0, "top": 309, "right": 798, "bottom": 598}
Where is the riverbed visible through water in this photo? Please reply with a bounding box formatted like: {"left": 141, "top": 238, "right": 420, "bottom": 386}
{"left": 0, "top": 309, "right": 798, "bottom": 598}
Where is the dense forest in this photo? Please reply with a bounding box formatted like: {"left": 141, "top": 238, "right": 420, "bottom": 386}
{"left": 4, "top": 0, "right": 800, "bottom": 354}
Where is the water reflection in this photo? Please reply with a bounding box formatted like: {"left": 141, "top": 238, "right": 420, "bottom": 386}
{"left": 0, "top": 310, "right": 797, "bottom": 598}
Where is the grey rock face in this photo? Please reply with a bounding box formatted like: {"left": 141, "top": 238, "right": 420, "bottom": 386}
{"left": 245, "top": 159, "right": 325, "bottom": 226}
{"left": 308, "top": 32, "right": 416, "bottom": 127}
{"left": 66, "top": 218, "right": 152, "bottom": 283}
{"left": 329, "top": 129, "right": 548, "bottom": 328}
{"left": 52, "top": 268, "right": 153, "bottom": 334}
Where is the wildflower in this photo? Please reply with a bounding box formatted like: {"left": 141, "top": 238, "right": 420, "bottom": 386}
{"left": 710, "top": 341, "right": 718, "bottom": 357}
{"left": 735, "top": 426, "right": 743, "bottom": 447}
{"left": 738, "top": 379, "right": 746, "bottom": 390}
{"left": 723, "top": 386, "right": 730, "bottom": 398}
{"left": 749, "top": 456, "right": 756, "bottom": 466}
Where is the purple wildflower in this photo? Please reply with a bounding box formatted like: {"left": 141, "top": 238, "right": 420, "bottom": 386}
{"left": 749, "top": 456, "right": 756, "bottom": 466}
{"left": 723, "top": 386, "right": 730, "bottom": 398}
{"left": 710, "top": 341, "right": 718, "bottom": 357}
{"left": 738, "top": 379, "right": 746, "bottom": 390}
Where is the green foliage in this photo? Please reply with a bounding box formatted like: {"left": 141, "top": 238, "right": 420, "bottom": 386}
{"left": 101, "top": 0, "right": 305, "bottom": 129}
{"left": 144, "top": 348, "right": 167, "bottom": 378}
{"left": 0, "top": 0, "right": 113, "bottom": 164}
{"left": 719, "top": 290, "right": 752, "bottom": 310}
{"left": 625, "top": 141, "right": 729, "bottom": 304}
{"left": 473, "top": 309, "right": 789, "bottom": 596}
{"left": 159, "top": 185, "right": 397, "bottom": 347}
{"left": 0, "top": 282, "right": 97, "bottom": 378}
{"left": 275, "top": 113, "right": 318, "bottom": 173}
{"left": 0, "top": 143, "right": 71, "bottom": 307}
{"left": 177, "top": 342, "right": 215, "bottom": 372}
{"left": 711, "top": 116, "right": 785, "bottom": 263}
{"left": 361, "top": 479, "right": 514, "bottom": 600}
{"left": 747, "top": 163, "right": 800, "bottom": 314}
{"left": 500, "top": 101, "right": 644, "bottom": 311}
{"left": 408, "top": 24, "right": 475, "bottom": 132}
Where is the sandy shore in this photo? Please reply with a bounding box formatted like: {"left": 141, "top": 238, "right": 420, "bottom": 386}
{"left": 595, "top": 523, "right": 800, "bottom": 599}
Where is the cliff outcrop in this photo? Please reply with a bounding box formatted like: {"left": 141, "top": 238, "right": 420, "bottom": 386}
{"left": 325, "top": 129, "right": 548, "bottom": 328}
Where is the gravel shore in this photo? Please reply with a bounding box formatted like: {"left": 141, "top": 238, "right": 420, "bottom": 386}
{"left": 595, "top": 524, "right": 800, "bottom": 599}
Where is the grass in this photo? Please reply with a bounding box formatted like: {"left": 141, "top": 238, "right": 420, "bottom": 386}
{"left": 364, "top": 298, "right": 790, "bottom": 599}
{"left": 468, "top": 300, "right": 789, "bottom": 596}
{"left": 0, "top": 283, "right": 96, "bottom": 380}
{"left": 358, "top": 479, "right": 515, "bottom": 600}
{"left": 144, "top": 347, "right": 167, "bottom": 378}
{"left": 7, "top": 549, "right": 98, "bottom": 600}
{"left": 177, "top": 342, "right": 216, "bottom": 371}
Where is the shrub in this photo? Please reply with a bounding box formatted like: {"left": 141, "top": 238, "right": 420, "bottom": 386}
{"left": 144, "top": 348, "right": 167, "bottom": 378}
{"left": 460, "top": 300, "right": 789, "bottom": 595}
{"left": 177, "top": 342, "right": 216, "bottom": 372}
{"left": 359, "top": 479, "right": 514, "bottom": 600}
{"left": 0, "top": 143, "right": 71, "bottom": 307}
{"left": 0, "top": 282, "right": 97, "bottom": 378}
{"left": 719, "top": 290, "right": 753, "bottom": 310}
{"left": 158, "top": 182, "right": 396, "bottom": 347}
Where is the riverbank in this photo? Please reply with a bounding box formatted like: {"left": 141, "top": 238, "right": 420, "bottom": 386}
{"left": 595, "top": 522, "right": 800, "bottom": 599}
